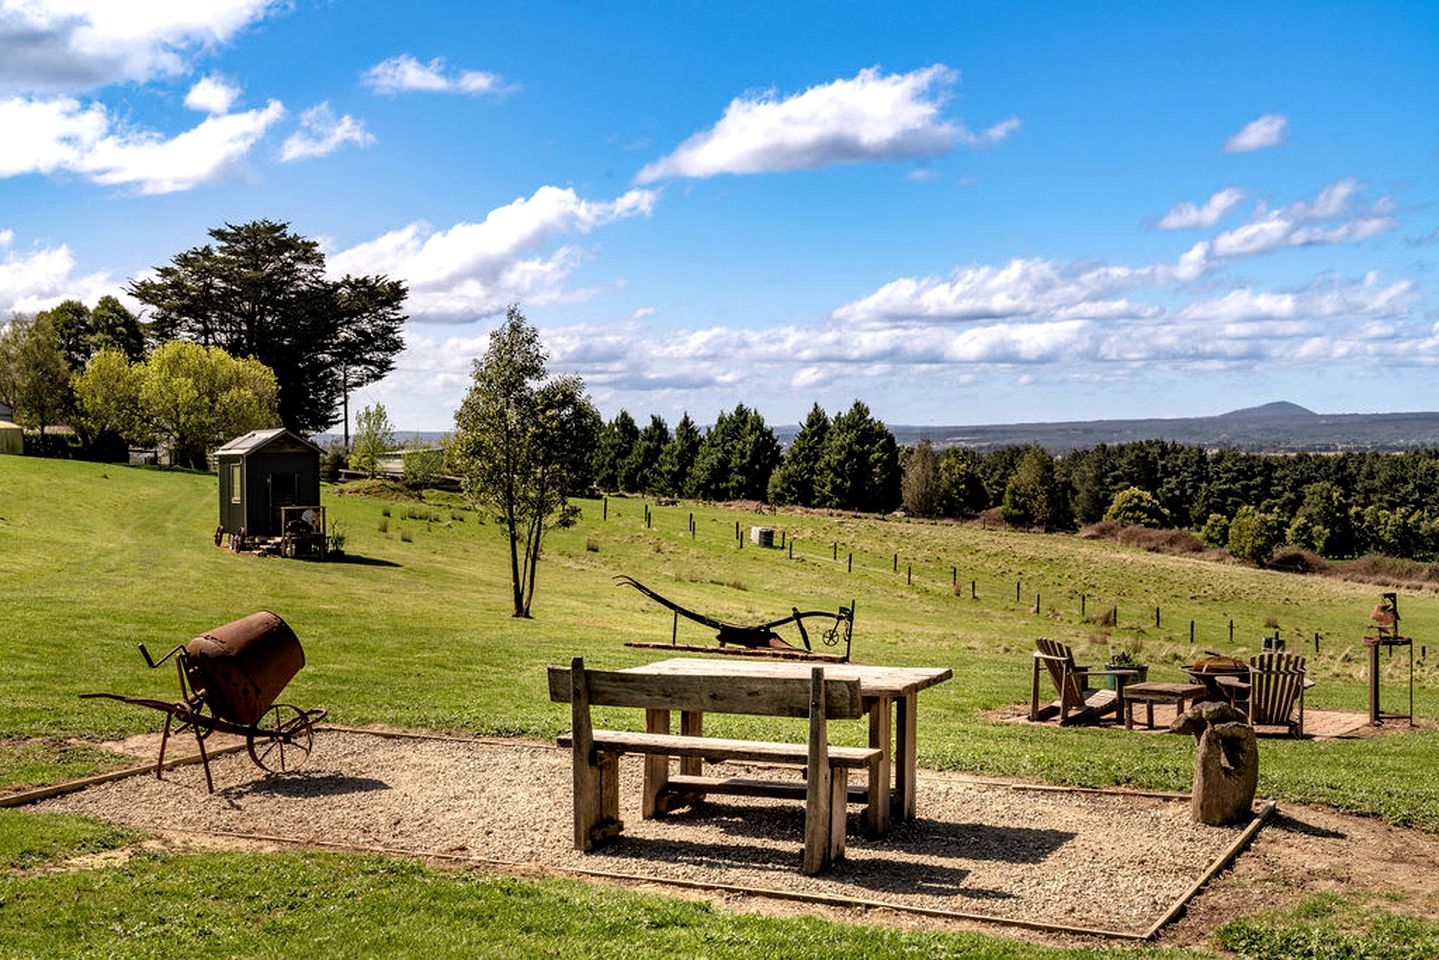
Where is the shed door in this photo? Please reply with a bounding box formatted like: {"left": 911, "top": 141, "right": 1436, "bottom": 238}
{"left": 267, "top": 472, "right": 299, "bottom": 533}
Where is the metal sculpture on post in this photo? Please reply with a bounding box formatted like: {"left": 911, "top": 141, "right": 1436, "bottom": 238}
{"left": 615, "top": 575, "right": 854, "bottom": 662}
{"left": 1364, "top": 592, "right": 1415, "bottom": 726}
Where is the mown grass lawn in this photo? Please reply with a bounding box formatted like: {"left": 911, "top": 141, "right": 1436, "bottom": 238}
{"left": 1, "top": 831, "right": 1212, "bottom": 960}
{"left": 2, "top": 456, "right": 1436, "bottom": 829}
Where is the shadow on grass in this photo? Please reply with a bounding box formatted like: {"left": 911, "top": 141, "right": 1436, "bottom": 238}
{"left": 329, "top": 553, "right": 402, "bottom": 568}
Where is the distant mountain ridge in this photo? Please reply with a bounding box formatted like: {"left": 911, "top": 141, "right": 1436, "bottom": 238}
{"left": 318, "top": 403, "right": 1439, "bottom": 455}
{"left": 877, "top": 403, "right": 1439, "bottom": 453}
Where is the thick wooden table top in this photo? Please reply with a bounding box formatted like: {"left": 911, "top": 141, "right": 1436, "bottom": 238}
{"left": 621, "top": 657, "right": 952, "bottom": 699}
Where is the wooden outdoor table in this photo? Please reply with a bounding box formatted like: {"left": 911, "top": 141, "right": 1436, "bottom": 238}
{"left": 1121, "top": 681, "right": 1208, "bottom": 729}
{"left": 620, "top": 657, "right": 952, "bottom": 835}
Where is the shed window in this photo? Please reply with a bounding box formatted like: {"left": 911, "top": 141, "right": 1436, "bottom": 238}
{"left": 230, "top": 464, "right": 242, "bottom": 503}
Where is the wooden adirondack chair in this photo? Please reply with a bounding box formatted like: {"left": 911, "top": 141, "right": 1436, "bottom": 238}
{"left": 1246, "top": 652, "right": 1307, "bottom": 737}
{"left": 1030, "top": 638, "right": 1136, "bottom": 725}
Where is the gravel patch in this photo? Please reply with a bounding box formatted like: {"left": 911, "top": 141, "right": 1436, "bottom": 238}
{"left": 34, "top": 730, "right": 1244, "bottom": 934}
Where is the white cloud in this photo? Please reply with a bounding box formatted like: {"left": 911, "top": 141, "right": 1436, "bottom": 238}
{"left": 831, "top": 257, "right": 1173, "bottom": 328}
{"left": 0, "top": 93, "right": 283, "bottom": 193}
{"left": 0, "top": 228, "right": 12, "bottom": 246}
{"left": 1223, "top": 113, "right": 1288, "bottom": 152}
{"left": 0, "top": 238, "right": 113, "bottom": 315}
{"left": 636, "top": 65, "right": 1013, "bottom": 183}
{"left": 328, "top": 185, "right": 658, "bottom": 320}
{"left": 361, "top": 54, "right": 507, "bottom": 96}
{"left": 184, "top": 73, "right": 240, "bottom": 114}
{"left": 279, "top": 102, "right": 374, "bottom": 162}
{"left": 80, "top": 100, "right": 285, "bottom": 193}
{"left": 1210, "top": 177, "right": 1395, "bottom": 258}
{"left": 0, "top": 0, "right": 280, "bottom": 93}
{"left": 0, "top": 95, "right": 109, "bottom": 177}
{"left": 1156, "top": 187, "right": 1245, "bottom": 229}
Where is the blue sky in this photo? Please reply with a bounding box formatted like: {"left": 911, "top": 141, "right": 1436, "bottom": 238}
{"left": 2, "top": 1, "right": 1437, "bottom": 431}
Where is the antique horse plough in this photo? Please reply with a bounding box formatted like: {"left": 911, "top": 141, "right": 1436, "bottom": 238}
{"left": 615, "top": 575, "right": 854, "bottom": 661}
{"left": 82, "top": 611, "right": 326, "bottom": 793}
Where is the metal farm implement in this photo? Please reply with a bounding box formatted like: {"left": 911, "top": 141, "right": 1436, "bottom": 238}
{"left": 83, "top": 611, "right": 326, "bottom": 793}
{"left": 616, "top": 574, "right": 854, "bottom": 661}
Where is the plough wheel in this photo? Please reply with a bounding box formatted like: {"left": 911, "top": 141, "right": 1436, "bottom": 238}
{"left": 247, "top": 703, "right": 314, "bottom": 774}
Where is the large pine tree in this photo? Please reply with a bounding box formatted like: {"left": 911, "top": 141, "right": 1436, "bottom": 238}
{"left": 128, "top": 220, "right": 406, "bottom": 436}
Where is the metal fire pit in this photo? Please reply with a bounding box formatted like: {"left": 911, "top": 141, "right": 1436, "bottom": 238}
{"left": 83, "top": 611, "right": 327, "bottom": 792}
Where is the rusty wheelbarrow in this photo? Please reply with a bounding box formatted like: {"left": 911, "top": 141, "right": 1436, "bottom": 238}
{"left": 82, "top": 611, "right": 327, "bottom": 793}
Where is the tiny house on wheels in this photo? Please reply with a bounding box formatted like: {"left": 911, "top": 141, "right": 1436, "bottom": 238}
{"left": 215, "top": 428, "right": 325, "bottom": 556}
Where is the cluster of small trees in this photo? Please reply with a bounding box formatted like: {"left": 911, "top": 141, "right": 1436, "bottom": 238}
{"left": 890, "top": 439, "right": 1439, "bottom": 564}
{"left": 585, "top": 400, "right": 902, "bottom": 513}
{"left": 0, "top": 220, "right": 408, "bottom": 465}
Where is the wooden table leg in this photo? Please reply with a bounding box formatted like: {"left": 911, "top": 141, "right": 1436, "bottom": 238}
{"left": 680, "top": 711, "right": 703, "bottom": 776}
{"left": 895, "top": 693, "right": 918, "bottom": 820}
{"left": 642, "top": 708, "right": 669, "bottom": 819}
{"left": 1146, "top": 701, "right": 1155, "bottom": 729}
{"left": 866, "top": 696, "right": 892, "bottom": 836}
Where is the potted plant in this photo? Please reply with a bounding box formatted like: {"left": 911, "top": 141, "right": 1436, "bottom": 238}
{"left": 1105, "top": 638, "right": 1148, "bottom": 688}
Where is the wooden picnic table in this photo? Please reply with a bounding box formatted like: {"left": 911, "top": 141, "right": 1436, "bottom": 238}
{"left": 620, "top": 657, "right": 952, "bottom": 835}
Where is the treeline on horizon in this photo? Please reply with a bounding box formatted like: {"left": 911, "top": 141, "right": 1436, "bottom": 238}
{"left": 583, "top": 402, "right": 1439, "bottom": 565}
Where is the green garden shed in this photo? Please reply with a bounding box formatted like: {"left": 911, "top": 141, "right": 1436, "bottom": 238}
{"left": 215, "top": 428, "right": 322, "bottom": 537}
{"left": 0, "top": 401, "right": 20, "bottom": 455}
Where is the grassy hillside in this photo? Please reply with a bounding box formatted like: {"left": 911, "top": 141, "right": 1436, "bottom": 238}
{"left": 2, "top": 457, "right": 1436, "bottom": 829}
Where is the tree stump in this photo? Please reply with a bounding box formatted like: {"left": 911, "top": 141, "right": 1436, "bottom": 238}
{"left": 1170, "top": 702, "right": 1257, "bottom": 826}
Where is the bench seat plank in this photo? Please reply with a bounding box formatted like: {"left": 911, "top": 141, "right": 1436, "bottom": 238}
{"left": 558, "top": 730, "right": 880, "bottom": 769}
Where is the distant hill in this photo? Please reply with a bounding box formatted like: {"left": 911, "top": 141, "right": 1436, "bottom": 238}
{"left": 872, "top": 405, "right": 1439, "bottom": 453}
{"left": 1219, "top": 401, "right": 1316, "bottom": 419}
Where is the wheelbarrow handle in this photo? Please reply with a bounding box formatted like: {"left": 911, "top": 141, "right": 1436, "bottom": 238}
{"left": 138, "top": 643, "right": 186, "bottom": 669}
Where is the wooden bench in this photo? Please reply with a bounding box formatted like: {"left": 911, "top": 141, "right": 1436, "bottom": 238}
{"left": 549, "top": 657, "right": 881, "bottom": 874}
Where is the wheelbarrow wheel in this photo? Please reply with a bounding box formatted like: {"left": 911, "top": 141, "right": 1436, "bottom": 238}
{"left": 247, "top": 703, "right": 314, "bottom": 774}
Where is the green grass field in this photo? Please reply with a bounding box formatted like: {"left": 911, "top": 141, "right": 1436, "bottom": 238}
{"left": 3, "top": 457, "right": 1435, "bottom": 826}
{"left": 3, "top": 457, "right": 1438, "bottom": 958}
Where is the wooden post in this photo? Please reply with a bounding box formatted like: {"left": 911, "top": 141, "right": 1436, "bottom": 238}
{"left": 679, "top": 712, "right": 703, "bottom": 777}
{"left": 1190, "top": 620, "right": 1195, "bottom": 644}
{"left": 735, "top": 520, "right": 740, "bottom": 540}
{"left": 788, "top": 540, "right": 794, "bottom": 559}
{"left": 570, "top": 657, "right": 602, "bottom": 851}
{"left": 642, "top": 708, "right": 669, "bottom": 819}
{"left": 1034, "top": 593, "right": 1041, "bottom": 615}
{"left": 780, "top": 530, "right": 786, "bottom": 549}
{"left": 892, "top": 553, "right": 897, "bottom": 572}
{"left": 847, "top": 553, "right": 852, "bottom": 572}
{"left": 896, "top": 693, "right": 918, "bottom": 820}
{"left": 1015, "top": 581, "right": 1021, "bottom": 603}
{"left": 1081, "top": 593, "right": 1086, "bottom": 617}
{"left": 907, "top": 565, "right": 912, "bottom": 585}
{"left": 866, "top": 696, "right": 892, "bottom": 837}
{"left": 1155, "top": 606, "right": 1160, "bottom": 628}
{"left": 1229, "top": 619, "right": 1234, "bottom": 643}
{"left": 971, "top": 579, "right": 976, "bottom": 599}
{"left": 832, "top": 542, "right": 837, "bottom": 560}
{"left": 803, "top": 667, "right": 832, "bottom": 874}
{"left": 671, "top": 609, "right": 678, "bottom": 645}
{"left": 602, "top": 497, "right": 607, "bottom": 521}
{"left": 951, "top": 566, "right": 956, "bottom": 586}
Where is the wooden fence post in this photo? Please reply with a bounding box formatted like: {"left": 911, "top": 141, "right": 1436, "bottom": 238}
{"left": 847, "top": 553, "right": 853, "bottom": 573}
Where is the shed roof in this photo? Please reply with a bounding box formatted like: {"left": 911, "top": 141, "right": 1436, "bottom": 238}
{"left": 214, "top": 427, "right": 321, "bottom": 457}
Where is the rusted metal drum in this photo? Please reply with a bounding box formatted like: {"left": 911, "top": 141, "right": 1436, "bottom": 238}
{"left": 184, "top": 611, "right": 305, "bottom": 726}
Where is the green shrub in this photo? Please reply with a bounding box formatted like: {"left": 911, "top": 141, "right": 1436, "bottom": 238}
{"left": 1198, "top": 512, "right": 1229, "bottom": 546}
{"left": 1227, "top": 505, "right": 1284, "bottom": 565}
{"left": 1103, "top": 486, "right": 1169, "bottom": 528}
